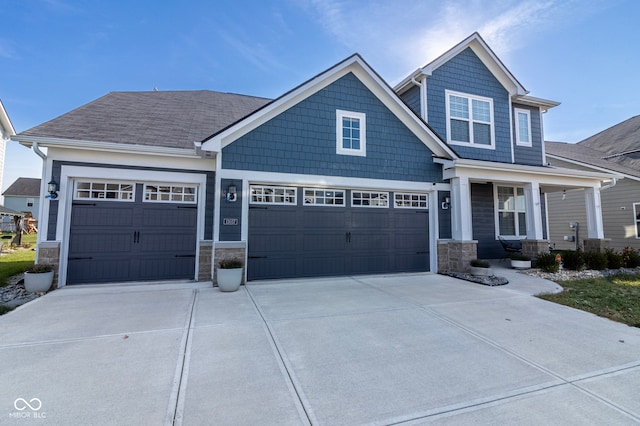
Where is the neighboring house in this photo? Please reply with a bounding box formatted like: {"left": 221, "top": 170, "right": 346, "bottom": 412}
{"left": 0, "top": 99, "right": 17, "bottom": 204}
{"left": 546, "top": 116, "right": 640, "bottom": 250}
{"left": 11, "top": 33, "right": 614, "bottom": 287}
{"left": 2, "top": 177, "right": 41, "bottom": 219}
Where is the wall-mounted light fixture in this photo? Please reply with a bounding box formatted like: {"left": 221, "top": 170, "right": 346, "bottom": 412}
{"left": 441, "top": 196, "right": 451, "bottom": 210}
{"left": 225, "top": 184, "right": 237, "bottom": 202}
{"left": 47, "top": 179, "right": 58, "bottom": 200}
{"left": 562, "top": 189, "right": 566, "bottom": 200}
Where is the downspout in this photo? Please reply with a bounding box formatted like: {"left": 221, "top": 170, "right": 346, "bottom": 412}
{"left": 410, "top": 76, "right": 428, "bottom": 122}
{"left": 600, "top": 178, "right": 617, "bottom": 191}
{"left": 32, "top": 141, "right": 47, "bottom": 160}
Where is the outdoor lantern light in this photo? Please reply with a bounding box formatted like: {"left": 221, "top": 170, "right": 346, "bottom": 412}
{"left": 47, "top": 179, "right": 58, "bottom": 199}
{"left": 441, "top": 196, "right": 451, "bottom": 210}
{"left": 226, "top": 184, "right": 237, "bottom": 202}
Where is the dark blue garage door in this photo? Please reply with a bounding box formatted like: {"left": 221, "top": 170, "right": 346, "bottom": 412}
{"left": 67, "top": 183, "right": 197, "bottom": 284}
{"left": 248, "top": 187, "right": 429, "bottom": 280}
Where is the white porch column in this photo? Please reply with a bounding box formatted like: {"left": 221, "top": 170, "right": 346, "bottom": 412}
{"left": 585, "top": 186, "right": 605, "bottom": 238}
{"left": 524, "top": 181, "right": 544, "bottom": 240}
{"left": 450, "top": 176, "right": 473, "bottom": 241}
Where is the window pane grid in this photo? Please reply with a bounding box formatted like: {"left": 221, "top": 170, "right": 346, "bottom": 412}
{"left": 394, "top": 192, "right": 429, "bottom": 209}
{"left": 497, "top": 186, "right": 526, "bottom": 237}
{"left": 74, "top": 181, "right": 135, "bottom": 201}
{"left": 352, "top": 191, "right": 389, "bottom": 208}
{"left": 447, "top": 91, "right": 493, "bottom": 147}
{"left": 304, "top": 188, "right": 345, "bottom": 206}
{"left": 144, "top": 184, "right": 197, "bottom": 203}
{"left": 250, "top": 185, "right": 297, "bottom": 205}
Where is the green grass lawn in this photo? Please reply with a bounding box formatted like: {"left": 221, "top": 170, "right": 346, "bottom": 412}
{"left": 538, "top": 273, "right": 640, "bottom": 328}
{"left": 0, "top": 233, "right": 37, "bottom": 287}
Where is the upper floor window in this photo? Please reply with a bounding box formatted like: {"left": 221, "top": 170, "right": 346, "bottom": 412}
{"left": 634, "top": 203, "right": 640, "bottom": 238}
{"left": 496, "top": 186, "right": 526, "bottom": 238}
{"left": 515, "top": 108, "right": 532, "bottom": 146}
{"left": 27, "top": 198, "right": 34, "bottom": 207}
{"left": 336, "top": 110, "right": 366, "bottom": 157}
{"left": 445, "top": 90, "right": 494, "bottom": 149}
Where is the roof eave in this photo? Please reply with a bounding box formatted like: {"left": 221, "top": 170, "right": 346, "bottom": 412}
{"left": 0, "top": 99, "right": 16, "bottom": 139}
{"left": 514, "top": 95, "right": 561, "bottom": 112}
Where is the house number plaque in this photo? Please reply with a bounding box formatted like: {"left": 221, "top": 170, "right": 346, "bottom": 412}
{"left": 223, "top": 218, "right": 239, "bottom": 226}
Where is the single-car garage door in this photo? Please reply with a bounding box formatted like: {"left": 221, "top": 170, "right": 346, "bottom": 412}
{"left": 67, "top": 181, "right": 197, "bottom": 285}
{"left": 248, "top": 186, "right": 429, "bottom": 280}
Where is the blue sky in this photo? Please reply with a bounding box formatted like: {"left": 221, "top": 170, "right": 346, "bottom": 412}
{"left": 2, "top": 0, "right": 639, "bottom": 192}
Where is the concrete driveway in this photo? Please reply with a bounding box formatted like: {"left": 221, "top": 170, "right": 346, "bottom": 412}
{"left": 1, "top": 270, "right": 640, "bottom": 425}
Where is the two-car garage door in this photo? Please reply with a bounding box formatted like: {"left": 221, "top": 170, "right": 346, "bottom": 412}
{"left": 248, "top": 186, "right": 430, "bottom": 280}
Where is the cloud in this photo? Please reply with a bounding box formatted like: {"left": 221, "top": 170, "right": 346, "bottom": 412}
{"left": 296, "top": 0, "right": 601, "bottom": 82}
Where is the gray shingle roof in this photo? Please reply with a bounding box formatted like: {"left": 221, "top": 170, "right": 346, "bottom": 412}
{"left": 545, "top": 141, "right": 640, "bottom": 179}
{"left": 19, "top": 90, "right": 272, "bottom": 149}
{"left": 2, "top": 178, "right": 41, "bottom": 197}
{"left": 576, "top": 115, "right": 640, "bottom": 172}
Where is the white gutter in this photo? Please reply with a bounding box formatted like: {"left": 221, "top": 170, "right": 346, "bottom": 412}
{"left": 600, "top": 178, "right": 617, "bottom": 191}
{"left": 32, "top": 141, "right": 47, "bottom": 160}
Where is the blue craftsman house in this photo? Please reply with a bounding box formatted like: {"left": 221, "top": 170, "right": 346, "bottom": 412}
{"left": 13, "top": 33, "right": 614, "bottom": 286}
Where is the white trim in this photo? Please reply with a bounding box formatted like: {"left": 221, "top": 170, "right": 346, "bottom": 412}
{"left": 421, "top": 76, "right": 428, "bottom": 122}
{"left": 540, "top": 109, "right": 547, "bottom": 165}
{"left": 203, "top": 56, "right": 457, "bottom": 160}
{"left": 394, "top": 192, "right": 429, "bottom": 209}
{"left": 508, "top": 97, "right": 515, "bottom": 163}
{"left": 56, "top": 165, "right": 207, "bottom": 287}
{"left": 514, "top": 108, "right": 532, "bottom": 147}
{"left": 445, "top": 90, "right": 495, "bottom": 149}
{"left": 249, "top": 185, "right": 297, "bottom": 205}
{"left": 336, "top": 109, "right": 366, "bottom": 157}
{"left": 143, "top": 183, "right": 198, "bottom": 204}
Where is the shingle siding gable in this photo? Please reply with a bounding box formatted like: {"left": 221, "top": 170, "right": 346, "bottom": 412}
{"left": 222, "top": 72, "right": 443, "bottom": 182}
{"left": 513, "top": 103, "right": 544, "bottom": 166}
{"left": 426, "top": 47, "right": 511, "bottom": 162}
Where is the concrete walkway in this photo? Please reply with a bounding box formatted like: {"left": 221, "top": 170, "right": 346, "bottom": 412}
{"left": 1, "top": 273, "right": 639, "bottom": 425}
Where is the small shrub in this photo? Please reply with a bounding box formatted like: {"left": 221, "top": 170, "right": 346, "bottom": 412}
{"left": 535, "top": 252, "right": 559, "bottom": 273}
{"left": 25, "top": 263, "right": 54, "bottom": 273}
{"left": 219, "top": 258, "right": 243, "bottom": 269}
{"left": 585, "top": 251, "right": 608, "bottom": 270}
{"left": 560, "top": 249, "right": 584, "bottom": 271}
{"left": 509, "top": 252, "right": 531, "bottom": 261}
{"left": 605, "top": 249, "right": 624, "bottom": 269}
{"left": 470, "top": 259, "right": 490, "bottom": 268}
{"left": 622, "top": 247, "right": 640, "bottom": 268}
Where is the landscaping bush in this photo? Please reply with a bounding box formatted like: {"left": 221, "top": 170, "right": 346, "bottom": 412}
{"left": 535, "top": 252, "right": 559, "bottom": 273}
{"left": 470, "top": 259, "right": 490, "bottom": 268}
{"left": 585, "top": 251, "right": 608, "bottom": 270}
{"left": 622, "top": 247, "right": 640, "bottom": 268}
{"left": 605, "top": 249, "right": 624, "bottom": 269}
{"left": 560, "top": 249, "right": 584, "bottom": 271}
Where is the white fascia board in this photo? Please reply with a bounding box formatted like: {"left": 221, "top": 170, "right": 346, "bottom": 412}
{"left": 513, "top": 95, "right": 560, "bottom": 112}
{"left": 420, "top": 34, "right": 528, "bottom": 97}
{"left": 12, "top": 135, "right": 199, "bottom": 158}
{"left": 0, "top": 100, "right": 16, "bottom": 139}
{"left": 546, "top": 153, "right": 640, "bottom": 182}
{"left": 206, "top": 56, "right": 457, "bottom": 160}
{"left": 219, "top": 168, "right": 450, "bottom": 193}
{"left": 440, "top": 158, "right": 621, "bottom": 186}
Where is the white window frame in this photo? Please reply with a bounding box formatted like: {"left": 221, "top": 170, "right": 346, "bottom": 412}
{"left": 303, "top": 188, "right": 345, "bottom": 207}
{"left": 26, "top": 198, "right": 34, "bottom": 207}
{"left": 351, "top": 190, "right": 389, "bottom": 208}
{"left": 495, "top": 186, "right": 526, "bottom": 238}
{"left": 249, "top": 185, "right": 297, "bottom": 205}
{"left": 634, "top": 203, "right": 640, "bottom": 238}
{"left": 514, "top": 108, "right": 532, "bottom": 147}
{"left": 336, "top": 109, "right": 366, "bottom": 157}
{"left": 394, "top": 192, "right": 429, "bottom": 209}
{"left": 73, "top": 180, "right": 135, "bottom": 202}
{"left": 445, "top": 90, "right": 495, "bottom": 149}
{"left": 143, "top": 183, "right": 198, "bottom": 204}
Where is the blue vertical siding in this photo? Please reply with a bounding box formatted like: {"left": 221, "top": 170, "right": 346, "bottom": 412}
{"left": 426, "top": 47, "right": 512, "bottom": 163}
{"left": 219, "top": 179, "right": 242, "bottom": 241}
{"left": 513, "top": 103, "right": 544, "bottom": 166}
{"left": 471, "top": 183, "right": 503, "bottom": 258}
{"left": 222, "top": 72, "right": 443, "bottom": 183}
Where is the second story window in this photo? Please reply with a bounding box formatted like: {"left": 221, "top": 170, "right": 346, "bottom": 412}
{"left": 336, "top": 110, "right": 366, "bottom": 157}
{"left": 515, "top": 108, "right": 532, "bottom": 146}
{"left": 446, "top": 90, "right": 494, "bottom": 149}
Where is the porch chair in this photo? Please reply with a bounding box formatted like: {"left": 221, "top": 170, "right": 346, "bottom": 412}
{"left": 498, "top": 235, "right": 522, "bottom": 261}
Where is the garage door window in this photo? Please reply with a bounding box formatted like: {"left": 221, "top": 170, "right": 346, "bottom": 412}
{"left": 74, "top": 181, "right": 135, "bottom": 201}
{"left": 250, "top": 185, "right": 297, "bottom": 205}
{"left": 304, "top": 188, "right": 345, "bottom": 206}
{"left": 352, "top": 191, "right": 389, "bottom": 208}
{"left": 144, "top": 184, "right": 197, "bottom": 203}
{"left": 394, "top": 193, "right": 428, "bottom": 209}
